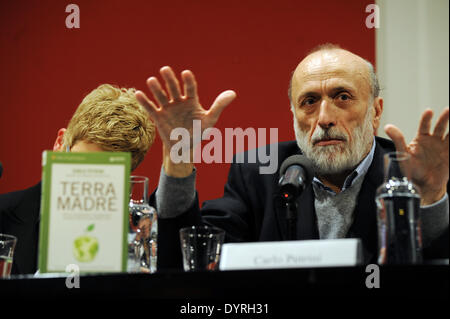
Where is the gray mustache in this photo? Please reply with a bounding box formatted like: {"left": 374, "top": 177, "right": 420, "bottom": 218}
{"left": 311, "top": 128, "right": 347, "bottom": 145}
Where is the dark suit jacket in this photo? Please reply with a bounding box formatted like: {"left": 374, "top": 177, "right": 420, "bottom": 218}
{"left": 157, "top": 137, "right": 449, "bottom": 270}
{"left": 0, "top": 182, "right": 41, "bottom": 274}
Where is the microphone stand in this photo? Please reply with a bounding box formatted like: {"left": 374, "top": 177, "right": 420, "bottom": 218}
{"left": 285, "top": 201, "right": 298, "bottom": 241}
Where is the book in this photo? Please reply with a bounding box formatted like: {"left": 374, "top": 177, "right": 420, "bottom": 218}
{"left": 38, "top": 151, "right": 131, "bottom": 273}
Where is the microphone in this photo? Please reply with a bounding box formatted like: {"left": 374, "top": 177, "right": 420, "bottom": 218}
{"left": 278, "top": 155, "right": 314, "bottom": 240}
{"left": 278, "top": 155, "right": 314, "bottom": 202}
{"left": 0, "top": 162, "right": 3, "bottom": 178}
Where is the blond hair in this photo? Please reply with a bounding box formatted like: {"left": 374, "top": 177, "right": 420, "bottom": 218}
{"left": 63, "top": 84, "right": 155, "bottom": 170}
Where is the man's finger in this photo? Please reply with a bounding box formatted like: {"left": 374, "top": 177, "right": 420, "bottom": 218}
{"left": 160, "top": 66, "right": 182, "bottom": 101}
{"left": 146, "top": 77, "right": 169, "bottom": 107}
{"left": 208, "top": 90, "right": 237, "bottom": 124}
{"left": 135, "top": 91, "right": 159, "bottom": 119}
{"left": 432, "top": 107, "right": 449, "bottom": 138}
{"left": 418, "top": 109, "right": 433, "bottom": 135}
{"left": 182, "top": 70, "right": 197, "bottom": 99}
{"left": 384, "top": 124, "right": 408, "bottom": 153}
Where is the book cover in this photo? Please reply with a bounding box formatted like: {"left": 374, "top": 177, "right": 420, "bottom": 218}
{"left": 38, "top": 151, "right": 131, "bottom": 273}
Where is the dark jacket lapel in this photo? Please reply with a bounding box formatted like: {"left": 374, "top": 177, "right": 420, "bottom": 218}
{"left": 296, "top": 185, "right": 319, "bottom": 240}
{"left": 347, "top": 137, "right": 394, "bottom": 263}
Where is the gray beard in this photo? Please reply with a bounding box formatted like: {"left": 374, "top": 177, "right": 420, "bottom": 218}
{"left": 293, "top": 108, "right": 374, "bottom": 176}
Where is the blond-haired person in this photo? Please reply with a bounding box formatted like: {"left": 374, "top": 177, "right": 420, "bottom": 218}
{"left": 0, "top": 84, "right": 155, "bottom": 274}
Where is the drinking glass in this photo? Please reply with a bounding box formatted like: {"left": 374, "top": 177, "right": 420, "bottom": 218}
{"left": 0, "top": 234, "right": 17, "bottom": 278}
{"left": 179, "top": 225, "right": 225, "bottom": 271}
{"left": 128, "top": 176, "right": 158, "bottom": 273}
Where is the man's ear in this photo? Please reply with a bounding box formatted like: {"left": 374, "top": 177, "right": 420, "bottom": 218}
{"left": 371, "top": 97, "right": 383, "bottom": 135}
{"left": 53, "top": 128, "right": 67, "bottom": 151}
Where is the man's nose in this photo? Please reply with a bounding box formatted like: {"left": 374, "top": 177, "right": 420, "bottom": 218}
{"left": 317, "top": 99, "right": 337, "bottom": 129}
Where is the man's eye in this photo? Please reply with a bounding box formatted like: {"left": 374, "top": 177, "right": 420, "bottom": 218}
{"left": 302, "top": 97, "right": 316, "bottom": 106}
{"left": 337, "top": 93, "right": 351, "bottom": 101}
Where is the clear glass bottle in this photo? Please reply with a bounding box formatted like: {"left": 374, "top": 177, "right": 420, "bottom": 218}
{"left": 128, "top": 176, "right": 158, "bottom": 273}
{"left": 375, "top": 152, "right": 423, "bottom": 264}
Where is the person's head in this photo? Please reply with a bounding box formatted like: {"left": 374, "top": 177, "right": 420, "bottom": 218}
{"left": 288, "top": 43, "right": 383, "bottom": 176}
{"left": 53, "top": 84, "right": 156, "bottom": 171}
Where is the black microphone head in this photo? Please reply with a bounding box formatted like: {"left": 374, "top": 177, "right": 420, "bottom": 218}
{"left": 279, "top": 154, "right": 314, "bottom": 187}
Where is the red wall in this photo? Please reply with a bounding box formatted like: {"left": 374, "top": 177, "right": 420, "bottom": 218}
{"left": 0, "top": 0, "right": 375, "bottom": 205}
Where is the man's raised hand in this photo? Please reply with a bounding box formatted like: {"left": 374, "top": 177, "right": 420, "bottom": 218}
{"left": 135, "top": 66, "right": 236, "bottom": 177}
{"left": 385, "top": 107, "right": 449, "bottom": 206}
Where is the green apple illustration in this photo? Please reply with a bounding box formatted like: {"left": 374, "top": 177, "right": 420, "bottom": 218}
{"left": 73, "top": 224, "right": 99, "bottom": 262}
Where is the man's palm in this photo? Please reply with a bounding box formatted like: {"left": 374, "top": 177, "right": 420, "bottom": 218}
{"left": 135, "top": 66, "right": 236, "bottom": 149}
{"left": 385, "top": 108, "right": 449, "bottom": 205}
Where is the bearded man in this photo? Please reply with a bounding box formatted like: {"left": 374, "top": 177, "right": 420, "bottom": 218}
{"left": 135, "top": 44, "right": 449, "bottom": 269}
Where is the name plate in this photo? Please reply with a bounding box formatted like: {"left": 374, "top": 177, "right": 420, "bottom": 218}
{"left": 219, "top": 239, "right": 362, "bottom": 271}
